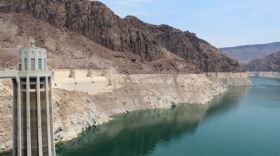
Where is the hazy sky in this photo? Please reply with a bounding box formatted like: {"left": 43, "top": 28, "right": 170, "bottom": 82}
{"left": 98, "top": 0, "right": 280, "bottom": 48}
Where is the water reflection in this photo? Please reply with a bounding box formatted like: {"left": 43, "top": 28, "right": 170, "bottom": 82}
{"left": 57, "top": 86, "right": 248, "bottom": 156}
{"left": 206, "top": 86, "right": 249, "bottom": 119}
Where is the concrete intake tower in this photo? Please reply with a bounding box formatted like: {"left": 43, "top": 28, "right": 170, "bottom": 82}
{"left": 12, "top": 41, "right": 56, "bottom": 156}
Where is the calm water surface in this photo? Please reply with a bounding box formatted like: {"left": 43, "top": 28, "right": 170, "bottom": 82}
{"left": 57, "top": 78, "right": 280, "bottom": 156}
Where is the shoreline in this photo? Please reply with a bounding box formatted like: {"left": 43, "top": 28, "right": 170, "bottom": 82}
{"left": 0, "top": 72, "right": 251, "bottom": 153}
{"left": 248, "top": 72, "right": 280, "bottom": 79}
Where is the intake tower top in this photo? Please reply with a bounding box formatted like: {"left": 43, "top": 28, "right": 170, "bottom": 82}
{"left": 19, "top": 41, "right": 47, "bottom": 71}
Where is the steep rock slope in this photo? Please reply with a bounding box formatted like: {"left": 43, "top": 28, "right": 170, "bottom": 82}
{"left": 0, "top": 12, "right": 196, "bottom": 73}
{"left": 246, "top": 51, "right": 280, "bottom": 72}
{"left": 0, "top": 48, "right": 18, "bottom": 69}
{"left": 0, "top": 0, "right": 242, "bottom": 73}
{"left": 221, "top": 42, "right": 280, "bottom": 64}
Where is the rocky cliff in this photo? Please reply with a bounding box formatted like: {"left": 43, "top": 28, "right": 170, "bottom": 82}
{"left": 246, "top": 51, "right": 280, "bottom": 72}
{"left": 0, "top": 0, "right": 242, "bottom": 73}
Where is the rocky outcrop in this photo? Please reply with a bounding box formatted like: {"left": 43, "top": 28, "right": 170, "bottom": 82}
{"left": 245, "top": 51, "right": 280, "bottom": 72}
{"left": 0, "top": 12, "right": 194, "bottom": 74}
{"left": 0, "top": 72, "right": 250, "bottom": 153}
{"left": 0, "top": 0, "right": 242, "bottom": 73}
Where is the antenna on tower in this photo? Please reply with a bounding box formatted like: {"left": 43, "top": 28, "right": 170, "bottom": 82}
{"left": 31, "top": 40, "right": 35, "bottom": 47}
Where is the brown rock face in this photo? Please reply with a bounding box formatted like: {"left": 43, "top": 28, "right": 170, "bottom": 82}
{"left": 0, "top": 12, "right": 198, "bottom": 74}
{"left": 246, "top": 51, "right": 280, "bottom": 72}
{"left": 0, "top": 0, "right": 242, "bottom": 73}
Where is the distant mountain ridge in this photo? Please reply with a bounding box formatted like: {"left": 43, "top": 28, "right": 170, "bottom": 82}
{"left": 221, "top": 42, "right": 280, "bottom": 64}
{"left": 246, "top": 51, "right": 280, "bottom": 72}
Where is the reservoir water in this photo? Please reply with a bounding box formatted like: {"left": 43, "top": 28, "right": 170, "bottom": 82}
{"left": 57, "top": 78, "right": 280, "bottom": 156}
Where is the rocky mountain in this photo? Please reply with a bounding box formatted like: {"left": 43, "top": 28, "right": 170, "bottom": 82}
{"left": 246, "top": 51, "right": 280, "bottom": 72}
{"left": 0, "top": 0, "right": 242, "bottom": 73}
{"left": 221, "top": 42, "right": 280, "bottom": 64}
{"left": 0, "top": 48, "right": 18, "bottom": 69}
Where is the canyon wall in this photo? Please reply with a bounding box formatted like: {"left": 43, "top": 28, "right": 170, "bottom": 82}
{"left": 0, "top": 72, "right": 250, "bottom": 153}
{"left": 245, "top": 51, "right": 280, "bottom": 72}
{"left": 0, "top": 0, "right": 242, "bottom": 73}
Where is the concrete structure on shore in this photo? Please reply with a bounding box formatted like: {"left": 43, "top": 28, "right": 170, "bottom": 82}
{"left": 0, "top": 42, "right": 55, "bottom": 156}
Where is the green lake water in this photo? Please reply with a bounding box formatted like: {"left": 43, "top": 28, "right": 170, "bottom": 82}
{"left": 56, "top": 78, "right": 280, "bottom": 156}
{"left": 1, "top": 78, "right": 279, "bottom": 156}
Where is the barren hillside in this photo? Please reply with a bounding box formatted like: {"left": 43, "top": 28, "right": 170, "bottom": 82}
{"left": 0, "top": 12, "right": 196, "bottom": 73}
{"left": 246, "top": 51, "right": 280, "bottom": 72}
{"left": 221, "top": 42, "right": 280, "bottom": 64}
{"left": 0, "top": 0, "right": 242, "bottom": 73}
